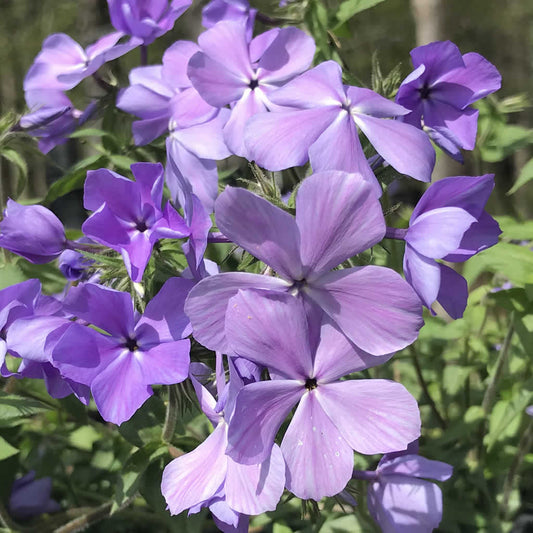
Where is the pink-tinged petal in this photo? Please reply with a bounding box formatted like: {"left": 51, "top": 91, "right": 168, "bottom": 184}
{"left": 249, "top": 28, "right": 280, "bottom": 63}
{"left": 226, "top": 290, "right": 313, "bottom": 379}
{"left": 368, "top": 476, "right": 443, "bottom": 533}
{"left": 268, "top": 61, "right": 345, "bottom": 108}
{"left": 296, "top": 171, "right": 385, "bottom": 279}
{"left": 317, "top": 379, "right": 421, "bottom": 455}
{"left": 312, "top": 318, "right": 393, "bottom": 382}
{"left": 308, "top": 112, "right": 381, "bottom": 195}
{"left": 162, "top": 422, "right": 228, "bottom": 515}
{"left": 188, "top": 52, "right": 247, "bottom": 107}
{"left": 281, "top": 390, "right": 354, "bottom": 500}
{"left": 91, "top": 350, "right": 152, "bottom": 424}
{"left": 436, "top": 263, "right": 468, "bottom": 319}
{"left": 120, "top": 231, "right": 153, "bottom": 282}
{"left": 225, "top": 444, "right": 285, "bottom": 514}
{"left": 245, "top": 107, "right": 338, "bottom": 171}
{"left": 197, "top": 20, "right": 252, "bottom": 79}
{"left": 223, "top": 89, "right": 267, "bottom": 157}
{"left": 379, "top": 454, "right": 453, "bottom": 481}
{"left": 347, "top": 87, "right": 409, "bottom": 118}
{"left": 407, "top": 207, "right": 476, "bottom": 259}
{"left": 257, "top": 27, "right": 315, "bottom": 84}
{"left": 353, "top": 114, "right": 435, "bottom": 182}
{"left": 172, "top": 110, "right": 231, "bottom": 160}
{"left": 410, "top": 41, "right": 464, "bottom": 80}
{"left": 440, "top": 52, "right": 501, "bottom": 103}
{"left": 52, "top": 323, "right": 118, "bottom": 386}
{"left": 6, "top": 316, "right": 70, "bottom": 362}
{"left": 403, "top": 246, "right": 441, "bottom": 310}
{"left": 215, "top": 186, "right": 302, "bottom": 280}
{"left": 170, "top": 87, "right": 218, "bottom": 129}
{"left": 227, "top": 380, "right": 304, "bottom": 464}
{"left": 162, "top": 40, "right": 199, "bottom": 89}
{"left": 136, "top": 340, "right": 190, "bottom": 385}
{"left": 84, "top": 168, "right": 140, "bottom": 216}
{"left": 136, "top": 277, "right": 194, "bottom": 342}
{"left": 166, "top": 136, "right": 219, "bottom": 213}
{"left": 423, "top": 100, "right": 478, "bottom": 151}
{"left": 307, "top": 266, "right": 423, "bottom": 355}
{"left": 185, "top": 272, "right": 290, "bottom": 353}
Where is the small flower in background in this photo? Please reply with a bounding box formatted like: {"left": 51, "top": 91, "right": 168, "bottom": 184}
{"left": 396, "top": 40, "right": 501, "bottom": 161}
{"left": 8, "top": 471, "right": 61, "bottom": 520}
{"left": 202, "top": 0, "right": 256, "bottom": 39}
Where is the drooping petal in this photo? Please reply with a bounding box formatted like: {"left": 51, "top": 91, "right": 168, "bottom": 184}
{"left": 162, "top": 422, "right": 228, "bottom": 515}
{"left": 406, "top": 207, "right": 476, "bottom": 259}
{"left": 226, "top": 380, "right": 304, "bottom": 465}
{"left": 307, "top": 266, "right": 423, "bottom": 355}
{"left": 120, "top": 231, "right": 154, "bottom": 282}
{"left": 225, "top": 290, "right": 313, "bottom": 379}
{"left": 225, "top": 444, "right": 285, "bottom": 514}
{"left": 215, "top": 186, "right": 302, "bottom": 280}
{"left": 244, "top": 107, "right": 339, "bottom": 171}
{"left": 281, "top": 390, "right": 354, "bottom": 500}
{"left": 403, "top": 245, "right": 441, "bottom": 310}
{"left": 295, "top": 171, "right": 385, "bottom": 279}
{"left": 317, "top": 379, "right": 421, "bottom": 455}
{"left": 353, "top": 113, "right": 435, "bottom": 182}
{"left": 378, "top": 454, "right": 453, "bottom": 482}
{"left": 185, "top": 272, "right": 290, "bottom": 353}
{"left": 436, "top": 263, "right": 468, "bottom": 319}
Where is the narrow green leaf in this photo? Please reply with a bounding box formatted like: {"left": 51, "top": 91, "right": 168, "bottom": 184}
{"left": 0, "top": 436, "right": 19, "bottom": 460}
{"left": 0, "top": 392, "right": 51, "bottom": 426}
{"left": 334, "top": 0, "right": 385, "bottom": 27}
{"left": 507, "top": 157, "right": 533, "bottom": 194}
{"left": 69, "top": 128, "right": 114, "bottom": 139}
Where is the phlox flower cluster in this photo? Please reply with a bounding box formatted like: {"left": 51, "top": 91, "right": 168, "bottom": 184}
{"left": 0, "top": 0, "right": 505, "bottom": 531}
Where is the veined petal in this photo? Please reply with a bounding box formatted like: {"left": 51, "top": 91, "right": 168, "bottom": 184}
{"left": 281, "top": 390, "right": 354, "bottom": 500}
{"left": 403, "top": 245, "right": 441, "bottom": 310}
{"left": 296, "top": 171, "right": 385, "bottom": 278}
{"left": 353, "top": 114, "right": 435, "bottom": 182}
{"left": 226, "top": 290, "right": 313, "bottom": 379}
{"left": 317, "top": 380, "right": 421, "bottom": 455}
{"left": 162, "top": 422, "right": 228, "bottom": 515}
{"left": 185, "top": 272, "right": 290, "bottom": 353}
{"left": 225, "top": 444, "right": 285, "bottom": 515}
{"left": 307, "top": 266, "right": 423, "bottom": 355}
{"left": 226, "top": 380, "right": 304, "bottom": 465}
{"left": 215, "top": 186, "right": 302, "bottom": 280}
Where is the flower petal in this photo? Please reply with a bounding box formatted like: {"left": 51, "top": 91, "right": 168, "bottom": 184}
{"left": 436, "top": 263, "right": 468, "bottom": 319}
{"left": 403, "top": 245, "right": 441, "bottom": 310}
{"left": 378, "top": 454, "right": 453, "bottom": 482}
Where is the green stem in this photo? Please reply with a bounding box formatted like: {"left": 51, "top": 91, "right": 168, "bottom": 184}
{"left": 410, "top": 346, "right": 447, "bottom": 429}
{"left": 162, "top": 384, "right": 179, "bottom": 443}
{"left": 53, "top": 502, "right": 112, "bottom": 533}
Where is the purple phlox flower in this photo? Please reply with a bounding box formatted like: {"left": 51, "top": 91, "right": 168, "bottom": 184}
{"left": 392, "top": 174, "right": 501, "bottom": 319}
{"left": 20, "top": 91, "right": 95, "bottom": 154}
{"left": 354, "top": 452, "right": 452, "bottom": 532}
{"left": 51, "top": 278, "right": 192, "bottom": 424}
{"left": 185, "top": 170, "right": 423, "bottom": 356}
{"left": 1, "top": 280, "right": 90, "bottom": 403}
{"left": 202, "top": 0, "right": 257, "bottom": 40}
{"left": 224, "top": 290, "right": 420, "bottom": 500}
{"left": 161, "top": 355, "right": 285, "bottom": 524}
{"left": 244, "top": 60, "right": 436, "bottom": 191}
{"left": 0, "top": 199, "right": 68, "bottom": 263}
{"left": 24, "top": 33, "right": 140, "bottom": 93}
{"left": 117, "top": 41, "right": 231, "bottom": 212}
{"left": 9, "top": 471, "right": 61, "bottom": 520}
{"left": 107, "top": 0, "right": 192, "bottom": 45}
{"left": 396, "top": 40, "right": 501, "bottom": 162}
{"left": 58, "top": 238, "right": 96, "bottom": 281}
{"left": 82, "top": 162, "right": 190, "bottom": 282}
{"left": 188, "top": 20, "right": 316, "bottom": 158}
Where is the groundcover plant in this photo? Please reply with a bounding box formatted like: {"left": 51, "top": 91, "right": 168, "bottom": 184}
{"left": 0, "top": 0, "right": 531, "bottom": 532}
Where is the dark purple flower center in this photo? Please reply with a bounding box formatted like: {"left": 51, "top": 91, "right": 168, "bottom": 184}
{"left": 135, "top": 220, "right": 148, "bottom": 232}
{"left": 419, "top": 84, "right": 431, "bottom": 100}
{"left": 305, "top": 378, "right": 317, "bottom": 391}
{"left": 249, "top": 78, "right": 259, "bottom": 90}
{"left": 123, "top": 337, "right": 139, "bottom": 352}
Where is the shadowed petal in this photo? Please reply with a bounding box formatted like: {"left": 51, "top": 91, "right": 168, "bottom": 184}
{"left": 281, "top": 390, "right": 354, "bottom": 500}
{"left": 403, "top": 246, "right": 441, "bottom": 309}
{"left": 378, "top": 455, "right": 453, "bottom": 481}
{"left": 436, "top": 263, "right": 468, "bottom": 319}
{"left": 317, "top": 380, "right": 421, "bottom": 455}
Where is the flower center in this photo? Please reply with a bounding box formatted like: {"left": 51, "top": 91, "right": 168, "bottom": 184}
{"left": 419, "top": 84, "right": 431, "bottom": 99}
{"left": 305, "top": 378, "right": 317, "bottom": 391}
{"left": 249, "top": 78, "right": 259, "bottom": 90}
{"left": 135, "top": 220, "right": 148, "bottom": 232}
{"left": 123, "top": 337, "right": 139, "bottom": 352}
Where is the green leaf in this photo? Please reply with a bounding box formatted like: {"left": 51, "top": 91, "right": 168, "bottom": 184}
{"left": 479, "top": 124, "right": 533, "bottom": 163}
{"left": 1, "top": 148, "right": 28, "bottom": 198}
{"left": 507, "top": 157, "right": 533, "bottom": 194}
{"left": 69, "top": 128, "right": 114, "bottom": 139}
{"left": 0, "top": 263, "right": 25, "bottom": 289}
{"left": 0, "top": 435, "right": 19, "bottom": 460}
{"left": 69, "top": 425, "right": 101, "bottom": 451}
{"left": 334, "top": 0, "right": 385, "bottom": 27}
{"left": 108, "top": 154, "right": 137, "bottom": 172}
{"left": 496, "top": 215, "right": 533, "bottom": 241}
{"left": 0, "top": 392, "right": 51, "bottom": 427}
{"left": 45, "top": 154, "right": 108, "bottom": 203}
{"left": 118, "top": 396, "right": 166, "bottom": 447}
